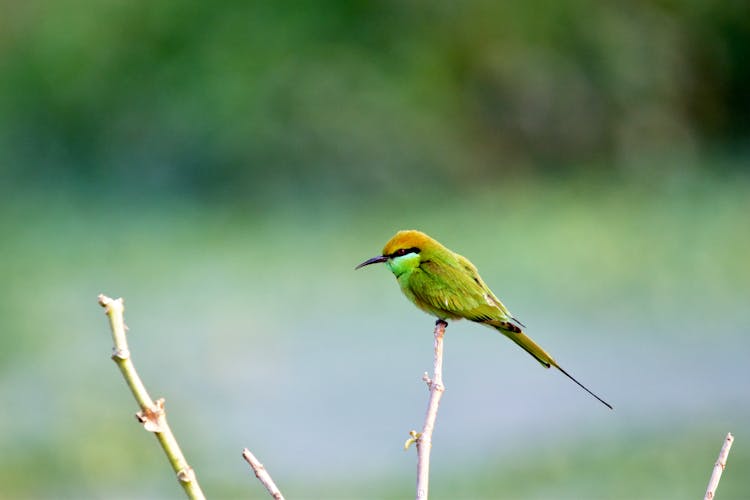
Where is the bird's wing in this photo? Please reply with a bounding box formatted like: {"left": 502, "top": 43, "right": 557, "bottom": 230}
{"left": 412, "top": 256, "right": 512, "bottom": 322}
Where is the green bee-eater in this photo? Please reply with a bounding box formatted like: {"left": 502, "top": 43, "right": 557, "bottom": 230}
{"left": 356, "top": 229, "right": 612, "bottom": 409}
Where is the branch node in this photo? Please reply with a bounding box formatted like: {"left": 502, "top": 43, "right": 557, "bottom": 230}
{"left": 404, "top": 430, "right": 421, "bottom": 451}
{"left": 112, "top": 347, "right": 131, "bottom": 360}
{"left": 177, "top": 466, "right": 196, "bottom": 484}
{"left": 135, "top": 398, "right": 167, "bottom": 433}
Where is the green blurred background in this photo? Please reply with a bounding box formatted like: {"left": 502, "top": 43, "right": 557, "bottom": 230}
{"left": 1, "top": 1, "right": 748, "bottom": 498}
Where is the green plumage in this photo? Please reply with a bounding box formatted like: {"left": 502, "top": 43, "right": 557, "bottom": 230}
{"left": 356, "top": 229, "right": 612, "bottom": 409}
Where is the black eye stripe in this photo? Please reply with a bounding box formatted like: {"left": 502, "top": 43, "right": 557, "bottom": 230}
{"left": 391, "top": 247, "right": 420, "bottom": 257}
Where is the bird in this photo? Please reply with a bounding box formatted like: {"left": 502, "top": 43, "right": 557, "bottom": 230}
{"left": 356, "top": 229, "right": 612, "bottom": 409}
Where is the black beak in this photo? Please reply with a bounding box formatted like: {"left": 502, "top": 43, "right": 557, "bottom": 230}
{"left": 355, "top": 255, "right": 388, "bottom": 270}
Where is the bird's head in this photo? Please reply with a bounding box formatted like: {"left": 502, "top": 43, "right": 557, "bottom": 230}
{"left": 355, "top": 230, "right": 439, "bottom": 277}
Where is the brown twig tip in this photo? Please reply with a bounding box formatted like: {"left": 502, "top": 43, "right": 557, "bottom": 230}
{"left": 98, "top": 294, "right": 123, "bottom": 310}
{"left": 242, "top": 448, "right": 285, "bottom": 500}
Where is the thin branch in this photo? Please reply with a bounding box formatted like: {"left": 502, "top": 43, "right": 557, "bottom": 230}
{"left": 704, "top": 432, "right": 734, "bottom": 500}
{"left": 414, "top": 319, "right": 447, "bottom": 500}
{"left": 97, "top": 294, "right": 206, "bottom": 500}
{"left": 242, "top": 448, "right": 285, "bottom": 500}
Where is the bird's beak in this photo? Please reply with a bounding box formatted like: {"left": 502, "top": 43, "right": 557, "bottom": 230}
{"left": 355, "top": 255, "right": 388, "bottom": 270}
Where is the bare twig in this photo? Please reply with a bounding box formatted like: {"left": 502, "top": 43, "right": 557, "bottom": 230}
{"left": 412, "top": 319, "right": 447, "bottom": 500}
{"left": 242, "top": 448, "right": 285, "bottom": 500}
{"left": 704, "top": 432, "right": 734, "bottom": 500}
{"left": 97, "top": 294, "right": 206, "bottom": 500}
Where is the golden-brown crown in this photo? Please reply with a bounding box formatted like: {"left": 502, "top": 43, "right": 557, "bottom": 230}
{"left": 382, "top": 230, "right": 443, "bottom": 256}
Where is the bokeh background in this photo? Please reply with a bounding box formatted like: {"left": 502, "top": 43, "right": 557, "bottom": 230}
{"left": 1, "top": 1, "right": 748, "bottom": 498}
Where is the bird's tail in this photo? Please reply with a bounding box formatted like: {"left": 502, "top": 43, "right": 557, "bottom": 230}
{"left": 492, "top": 321, "right": 555, "bottom": 368}
{"left": 493, "top": 322, "right": 613, "bottom": 409}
